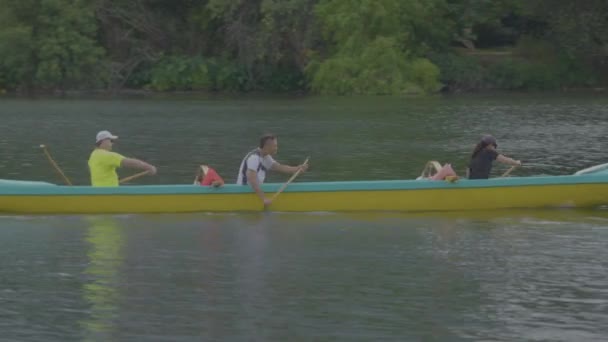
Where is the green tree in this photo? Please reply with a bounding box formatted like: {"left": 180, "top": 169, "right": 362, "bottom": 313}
{"left": 308, "top": 0, "right": 443, "bottom": 95}
{"left": 0, "top": 0, "right": 105, "bottom": 93}
{"left": 521, "top": 0, "right": 608, "bottom": 60}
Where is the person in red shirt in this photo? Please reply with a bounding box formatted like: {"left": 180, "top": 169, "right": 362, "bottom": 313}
{"left": 194, "top": 165, "right": 224, "bottom": 187}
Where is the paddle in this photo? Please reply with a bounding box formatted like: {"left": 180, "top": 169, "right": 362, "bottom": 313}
{"left": 270, "top": 157, "right": 310, "bottom": 202}
{"left": 119, "top": 171, "right": 150, "bottom": 184}
{"left": 501, "top": 165, "right": 518, "bottom": 177}
{"left": 40, "top": 144, "right": 73, "bottom": 185}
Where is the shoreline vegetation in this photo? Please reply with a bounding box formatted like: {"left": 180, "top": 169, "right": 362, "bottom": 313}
{"left": 1, "top": 1, "right": 606, "bottom": 97}
{"left": 1, "top": 86, "right": 606, "bottom": 100}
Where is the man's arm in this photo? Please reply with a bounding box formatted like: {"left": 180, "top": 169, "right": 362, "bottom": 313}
{"left": 247, "top": 170, "right": 271, "bottom": 205}
{"left": 271, "top": 162, "right": 309, "bottom": 174}
{"left": 121, "top": 158, "right": 157, "bottom": 175}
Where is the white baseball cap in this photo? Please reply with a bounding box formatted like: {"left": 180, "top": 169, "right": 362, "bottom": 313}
{"left": 96, "top": 130, "right": 118, "bottom": 143}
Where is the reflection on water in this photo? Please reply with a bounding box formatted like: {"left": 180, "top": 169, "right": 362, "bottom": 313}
{"left": 0, "top": 209, "right": 607, "bottom": 340}
{"left": 259, "top": 207, "right": 608, "bottom": 227}
{"left": 81, "top": 216, "right": 125, "bottom": 340}
{"left": 233, "top": 215, "right": 289, "bottom": 339}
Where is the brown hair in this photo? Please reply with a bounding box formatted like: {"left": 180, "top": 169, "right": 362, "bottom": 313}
{"left": 471, "top": 135, "right": 497, "bottom": 159}
{"left": 259, "top": 134, "right": 276, "bottom": 148}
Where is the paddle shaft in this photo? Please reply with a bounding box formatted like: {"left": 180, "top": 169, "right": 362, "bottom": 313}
{"left": 501, "top": 165, "right": 518, "bottom": 177}
{"left": 119, "top": 171, "right": 149, "bottom": 184}
{"left": 270, "top": 157, "right": 309, "bottom": 201}
{"left": 40, "top": 145, "right": 73, "bottom": 185}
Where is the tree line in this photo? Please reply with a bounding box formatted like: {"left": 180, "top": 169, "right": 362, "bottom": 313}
{"left": 0, "top": 0, "right": 606, "bottom": 95}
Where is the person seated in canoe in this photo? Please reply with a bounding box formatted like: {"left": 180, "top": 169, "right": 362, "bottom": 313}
{"left": 417, "top": 161, "right": 459, "bottom": 182}
{"left": 236, "top": 134, "right": 309, "bottom": 206}
{"left": 88, "top": 130, "right": 157, "bottom": 187}
{"left": 194, "top": 164, "right": 224, "bottom": 187}
{"left": 467, "top": 134, "right": 521, "bottom": 179}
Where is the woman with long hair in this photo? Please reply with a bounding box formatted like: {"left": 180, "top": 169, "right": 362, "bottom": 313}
{"left": 467, "top": 135, "right": 521, "bottom": 179}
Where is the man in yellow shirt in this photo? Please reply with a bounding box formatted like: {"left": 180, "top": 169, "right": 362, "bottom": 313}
{"left": 88, "top": 130, "right": 157, "bottom": 186}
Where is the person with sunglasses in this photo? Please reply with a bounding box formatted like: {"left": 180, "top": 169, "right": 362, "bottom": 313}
{"left": 467, "top": 134, "right": 521, "bottom": 179}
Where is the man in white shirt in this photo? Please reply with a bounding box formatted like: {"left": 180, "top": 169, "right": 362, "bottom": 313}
{"left": 237, "top": 134, "right": 309, "bottom": 206}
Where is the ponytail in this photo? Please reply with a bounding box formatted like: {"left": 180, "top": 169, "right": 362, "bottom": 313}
{"left": 471, "top": 142, "right": 486, "bottom": 159}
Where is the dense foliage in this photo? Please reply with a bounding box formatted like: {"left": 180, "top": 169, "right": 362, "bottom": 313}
{"left": 0, "top": 0, "right": 606, "bottom": 95}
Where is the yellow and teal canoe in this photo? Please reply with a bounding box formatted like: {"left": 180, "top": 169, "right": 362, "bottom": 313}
{"left": 1, "top": 166, "right": 608, "bottom": 214}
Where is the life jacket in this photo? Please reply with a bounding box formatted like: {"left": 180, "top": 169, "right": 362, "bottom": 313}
{"left": 196, "top": 165, "right": 224, "bottom": 186}
{"left": 239, "top": 149, "right": 267, "bottom": 185}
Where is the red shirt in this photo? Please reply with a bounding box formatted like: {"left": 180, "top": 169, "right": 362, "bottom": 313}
{"left": 200, "top": 167, "right": 224, "bottom": 186}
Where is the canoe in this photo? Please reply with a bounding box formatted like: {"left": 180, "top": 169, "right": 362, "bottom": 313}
{"left": 1, "top": 166, "right": 608, "bottom": 214}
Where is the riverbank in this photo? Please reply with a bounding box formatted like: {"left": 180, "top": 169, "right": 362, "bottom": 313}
{"left": 0, "top": 86, "right": 606, "bottom": 100}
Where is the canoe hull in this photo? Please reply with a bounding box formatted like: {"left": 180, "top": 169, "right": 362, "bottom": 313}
{"left": 1, "top": 175, "right": 607, "bottom": 214}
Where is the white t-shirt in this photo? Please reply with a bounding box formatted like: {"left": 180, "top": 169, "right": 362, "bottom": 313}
{"left": 236, "top": 149, "right": 276, "bottom": 185}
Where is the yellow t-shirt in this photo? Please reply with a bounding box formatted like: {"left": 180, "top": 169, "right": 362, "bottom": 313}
{"left": 88, "top": 149, "right": 126, "bottom": 187}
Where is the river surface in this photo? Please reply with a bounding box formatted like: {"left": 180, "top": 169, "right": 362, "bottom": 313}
{"left": 0, "top": 93, "right": 607, "bottom": 341}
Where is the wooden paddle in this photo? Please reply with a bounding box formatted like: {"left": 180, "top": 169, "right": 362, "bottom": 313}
{"left": 270, "top": 157, "right": 310, "bottom": 202}
{"left": 501, "top": 165, "right": 518, "bottom": 177}
{"left": 119, "top": 171, "right": 150, "bottom": 184}
{"left": 40, "top": 144, "right": 73, "bottom": 185}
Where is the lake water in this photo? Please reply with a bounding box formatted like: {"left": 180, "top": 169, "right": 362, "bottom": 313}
{"left": 1, "top": 93, "right": 607, "bottom": 341}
